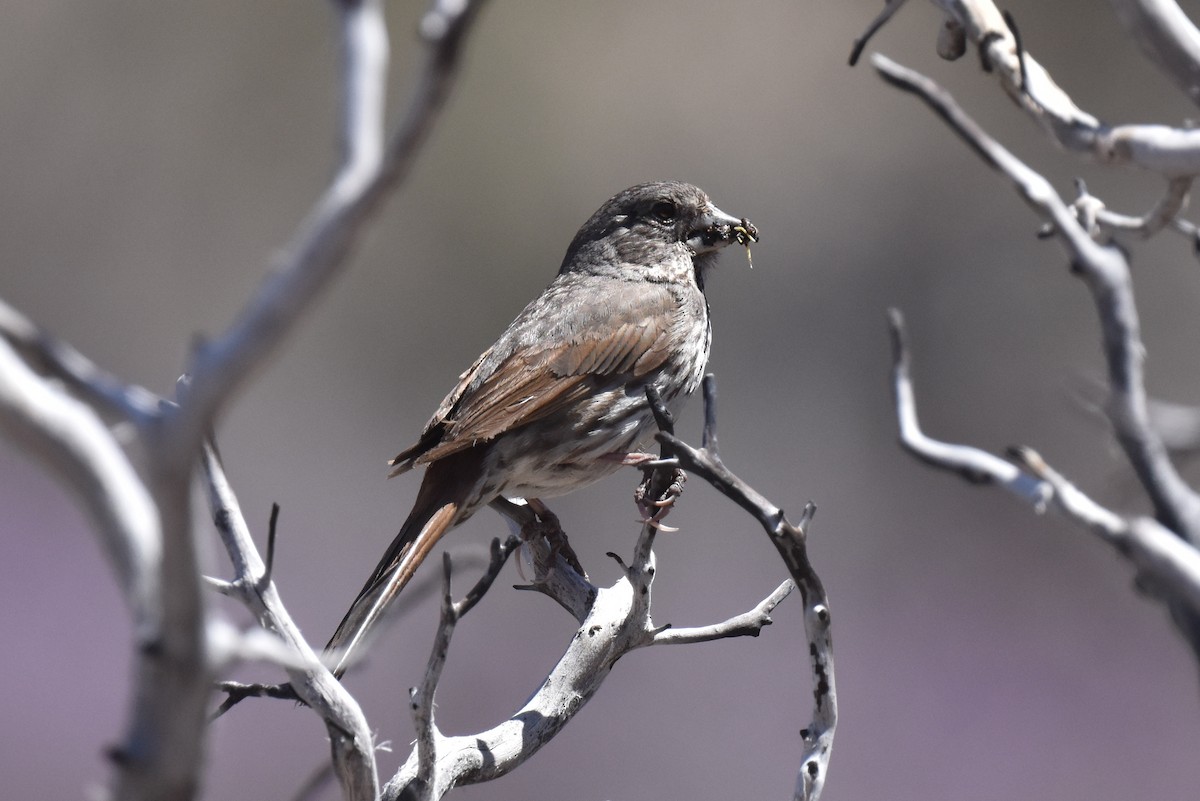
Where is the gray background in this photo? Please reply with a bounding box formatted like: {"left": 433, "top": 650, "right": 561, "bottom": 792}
{"left": 3, "top": 1, "right": 1200, "bottom": 799}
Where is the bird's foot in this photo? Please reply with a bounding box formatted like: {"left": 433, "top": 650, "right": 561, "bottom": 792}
{"left": 635, "top": 466, "right": 686, "bottom": 531}
{"left": 525, "top": 498, "right": 587, "bottom": 579}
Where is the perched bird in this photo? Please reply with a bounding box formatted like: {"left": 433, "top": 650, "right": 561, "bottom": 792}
{"left": 325, "top": 181, "right": 757, "bottom": 677}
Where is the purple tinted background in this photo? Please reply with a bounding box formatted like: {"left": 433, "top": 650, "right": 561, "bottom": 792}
{"left": 2, "top": 1, "right": 1200, "bottom": 799}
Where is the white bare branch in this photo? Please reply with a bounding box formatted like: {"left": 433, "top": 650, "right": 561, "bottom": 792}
{"left": 0, "top": 298, "right": 160, "bottom": 421}
{"left": 174, "top": 0, "right": 488, "bottom": 456}
{"left": 382, "top": 523, "right": 661, "bottom": 799}
{"left": 382, "top": 467, "right": 803, "bottom": 799}
{"left": 0, "top": 0, "right": 490, "bottom": 797}
{"left": 651, "top": 579, "right": 794, "bottom": 645}
{"left": 888, "top": 309, "right": 1052, "bottom": 508}
{"left": 657, "top": 377, "right": 837, "bottom": 801}
{"left": 920, "top": 0, "right": 1200, "bottom": 175}
{"left": 0, "top": 337, "right": 161, "bottom": 621}
{"left": 1107, "top": 0, "right": 1200, "bottom": 107}
{"left": 873, "top": 52, "right": 1200, "bottom": 545}
{"left": 201, "top": 445, "right": 378, "bottom": 801}
{"left": 1082, "top": 176, "right": 1194, "bottom": 240}
{"left": 887, "top": 310, "right": 1200, "bottom": 644}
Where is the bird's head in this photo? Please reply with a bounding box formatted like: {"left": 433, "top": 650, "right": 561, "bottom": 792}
{"left": 559, "top": 181, "right": 757, "bottom": 288}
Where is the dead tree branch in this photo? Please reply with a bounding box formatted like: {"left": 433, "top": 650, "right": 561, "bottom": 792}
{"left": 0, "top": 336, "right": 161, "bottom": 632}
{"left": 380, "top": 450, "right": 798, "bottom": 800}
{"left": 853, "top": 0, "right": 1200, "bottom": 251}
{"left": 201, "top": 444, "right": 378, "bottom": 801}
{"left": 1107, "top": 0, "right": 1200, "bottom": 107}
{"left": 657, "top": 375, "right": 837, "bottom": 801}
{"left": 0, "top": 0, "right": 489, "bottom": 797}
{"left": 887, "top": 310, "right": 1200, "bottom": 641}
{"left": 175, "top": 0, "right": 488, "bottom": 453}
{"left": 873, "top": 51, "right": 1200, "bottom": 546}
{"left": 867, "top": 11, "right": 1200, "bottom": 660}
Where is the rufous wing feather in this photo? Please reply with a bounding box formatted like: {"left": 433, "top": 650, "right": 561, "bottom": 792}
{"left": 390, "top": 284, "right": 680, "bottom": 472}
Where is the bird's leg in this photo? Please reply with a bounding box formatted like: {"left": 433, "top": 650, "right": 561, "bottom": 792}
{"left": 524, "top": 498, "right": 587, "bottom": 579}
{"left": 597, "top": 451, "right": 686, "bottom": 528}
{"left": 600, "top": 451, "right": 659, "bottom": 466}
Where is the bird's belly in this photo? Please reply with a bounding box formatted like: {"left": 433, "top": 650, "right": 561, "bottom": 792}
{"left": 492, "top": 386, "right": 676, "bottom": 499}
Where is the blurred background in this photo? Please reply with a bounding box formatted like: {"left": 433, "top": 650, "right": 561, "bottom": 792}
{"left": 3, "top": 1, "right": 1200, "bottom": 799}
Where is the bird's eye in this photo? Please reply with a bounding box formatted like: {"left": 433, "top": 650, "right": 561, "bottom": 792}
{"left": 650, "top": 200, "right": 677, "bottom": 223}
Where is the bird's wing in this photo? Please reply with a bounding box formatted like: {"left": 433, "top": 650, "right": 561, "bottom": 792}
{"left": 390, "top": 279, "right": 682, "bottom": 472}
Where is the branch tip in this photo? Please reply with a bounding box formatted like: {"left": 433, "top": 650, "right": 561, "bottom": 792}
{"left": 848, "top": 0, "right": 911, "bottom": 66}
{"left": 261, "top": 502, "right": 280, "bottom": 588}
{"left": 700, "top": 373, "right": 719, "bottom": 452}
{"left": 1001, "top": 10, "right": 1028, "bottom": 93}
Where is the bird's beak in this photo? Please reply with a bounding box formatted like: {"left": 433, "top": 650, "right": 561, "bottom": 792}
{"left": 687, "top": 203, "right": 759, "bottom": 255}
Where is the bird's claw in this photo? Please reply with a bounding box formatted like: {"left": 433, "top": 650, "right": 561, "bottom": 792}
{"left": 635, "top": 466, "right": 686, "bottom": 529}
{"left": 524, "top": 499, "right": 587, "bottom": 579}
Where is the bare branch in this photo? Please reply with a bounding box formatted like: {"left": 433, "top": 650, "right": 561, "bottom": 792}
{"left": 214, "top": 680, "right": 302, "bottom": 708}
{"left": 118, "top": 6, "right": 489, "bottom": 793}
{"left": 853, "top": 1, "right": 1200, "bottom": 175}
{"left": 405, "top": 540, "right": 521, "bottom": 800}
{"left": 944, "top": 0, "right": 1200, "bottom": 174}
{"left": 408, "top": 557, "right": 452, "bottom": 800}
{"left": 888, "top": 309, "right": 1200, "bottom": 658}
{"left": 1083, "top": 176, "right": 1194, "bottom": 240}
{"left": 888, "top": 312, "right": 1116, "bottom": 522}
{"left": 0, "top": 306, "right": 210, "bottom": 801}
{"left": 0, "top": 334, "right": 211, "bottom": 801}
{"left": 873, "top": 52, "right": 1200, "bottom": 544}
{"left": 0, "top": 298, "right": 160, "bottom": 421}
{"left": 658, "top": 375, "right": 837, "bottom": 801}
{"left": 0, "top": 336, "right": 161, "bottom": 620}
{"left": 382, "top": 390, "right": 806, "bottom": 799}
{"left": 2, "top": 1, "right": 489, "bottom": 798}
{"left": 652, "top": 580, "right": 795, "bottom": 645}
{"left": 201, "top": 444, "right": 378, "bottom": 801}
{"left": 381, "top": 542, "right": 650, "bottom": 799}
{"left": 1107, "top": 0, "right": 1200, "bottom": 107}
{"left": 175, "top": 0, "right": 489, "bottom": 454}
{"left": 888, "top": 309, "right": 1052, "bottom": 505}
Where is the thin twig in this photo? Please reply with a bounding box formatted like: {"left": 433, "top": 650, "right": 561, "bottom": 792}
{"left": 652, "top": 580, "right": 795, "bottom": 645}
{"left": 848, "top": 0, "right": 911, "bottom": 66}
{"left": 408, "top": 539, "right": 520, "bottom": 800}
{"left": 1087, "top": 176, "right": 1194, "bottom": 240}
{"left": 1001, "top": 10, "right": 1028, "bottom": 92}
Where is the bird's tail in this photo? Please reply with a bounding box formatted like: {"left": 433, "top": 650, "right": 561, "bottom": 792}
{"left": 324, "top": 497, "right": 459, "bottom": 679}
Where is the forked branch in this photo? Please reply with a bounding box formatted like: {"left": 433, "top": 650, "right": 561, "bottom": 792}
{"left": 658, "top": 375, "right": 837, "bottom": 801}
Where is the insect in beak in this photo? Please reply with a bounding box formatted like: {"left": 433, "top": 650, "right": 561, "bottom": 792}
{"left": 733, "top": 219, "right": 759, "bottom": 268}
